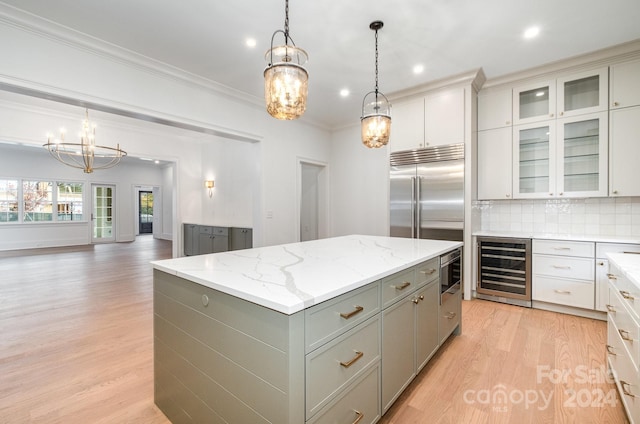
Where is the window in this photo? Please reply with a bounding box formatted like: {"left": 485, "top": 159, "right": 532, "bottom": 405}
{"left": 23, "top": 180, "right": 53, "bottom": 222}
{"left": 57, "top": 182, "right": 84, "bottom": 221}
{"left": 0, "top": 179, "right": 18, "bottom": 222}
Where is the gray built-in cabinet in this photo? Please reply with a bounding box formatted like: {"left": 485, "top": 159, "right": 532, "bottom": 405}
{"left": 183, "top": 223, "right": 252, "bottom": 256}
{"left": 154, "top": 252, "right": 461, "bottom": 423}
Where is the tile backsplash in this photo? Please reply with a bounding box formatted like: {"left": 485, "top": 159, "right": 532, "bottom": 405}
{"left": 473, "top": 197, "right": 640, "bottom": 237}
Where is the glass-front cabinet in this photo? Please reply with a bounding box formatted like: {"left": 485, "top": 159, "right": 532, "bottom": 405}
{"left": 513, "top": 112, "right": 608, "bottom": 199}
{"left": 513, "top": 81, "right": 556, "bottom": 125}
{"left": 513, "top": 122, "right": 556, "bottom": 198}
{"left": 557, "top": 68, "right": 608, "bottom": 118}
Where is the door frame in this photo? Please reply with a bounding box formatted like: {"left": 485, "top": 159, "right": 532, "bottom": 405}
{"left": 296, "top": 158, "right": 329, "bottom": 242}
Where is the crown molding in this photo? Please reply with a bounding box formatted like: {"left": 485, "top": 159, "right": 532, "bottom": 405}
{"left": 0, "top": 3, "right": 265, "bottom": 108}
{"left": 388, "top": 68, "right": 485, "bottom": 103}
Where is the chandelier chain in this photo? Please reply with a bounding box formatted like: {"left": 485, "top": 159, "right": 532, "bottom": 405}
{"left": 284, "top": 0, "right": 289, "bottom": 40}
{"left": 374, "top": 28, "right": 379, "bottom": 94}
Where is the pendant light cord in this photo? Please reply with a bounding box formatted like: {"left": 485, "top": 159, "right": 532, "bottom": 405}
{"left": 374, "top": 28, "right": 379, "bottom": 95}
{"left": 284, "top": 0, "right": 290, "bottom": 43}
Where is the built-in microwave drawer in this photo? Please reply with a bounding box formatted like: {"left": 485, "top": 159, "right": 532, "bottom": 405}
{"left": 305, "top": 282, "right": 380, "bottom": 353}
{"left": 533, "top": 255, "right": 594, "bottom": 280}
{"left": 381, "top": 268, "right": 415, "bottom": 308}
{"left": 533, "top": 239, "right": 594, "bottom": 258}
{"left": 532, "top": 275, "right": 594, "bottom": 309}
{"left": 306, "top": 316, "right": 380, "bottom": 419}
{"left": 307, "top": 362, "right": 380, "bottom": 424}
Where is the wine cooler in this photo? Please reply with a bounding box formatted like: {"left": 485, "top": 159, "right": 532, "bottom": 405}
{"left": 477, "top": 237, "right": 532, "bottom": 307}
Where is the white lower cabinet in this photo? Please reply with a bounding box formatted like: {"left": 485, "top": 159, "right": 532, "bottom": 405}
{"left": 607, "top": 260, "right": 640, "bottom": 423}
{"left": 532, "top": 239, "right": 595, "bottom": 310}
{"left": 596, "top": 243, "right": 640, "bottom": 312}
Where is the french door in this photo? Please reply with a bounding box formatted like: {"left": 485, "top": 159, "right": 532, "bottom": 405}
{"left": 139, "top": 191, "right": 153, "bottom": 234}
{"left": 91, "top": 184, "right": 116, "bottom": 243}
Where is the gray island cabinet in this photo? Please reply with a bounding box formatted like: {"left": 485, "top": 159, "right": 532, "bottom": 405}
{"left": 152, "top": 235, "right": 462, "bottom": 424}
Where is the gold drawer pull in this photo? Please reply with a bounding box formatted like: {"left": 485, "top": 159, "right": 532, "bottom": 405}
{"left": 606, "top": 304, "right": 616, "bottom": 313}
{"left": 352, "top": 410, "right": 364, "bottom": 424}
{"left": 445, "top": 312, "right": 457, "bottom": 319}
{"left": 619, "top": 329, "right": 633, "bottom": 342}
{"left": 607, "top": 273, "right": 617, "bottom": 280}
{"left": 621, "top": 381, "right": 635, "bottom": 398}
{"left": 340, "top": 351, "right": 364, "bottom": 368}
{"left": 394, "top": 282, "right": 411, "bottom": 290}
{"left": 554, "top": 289, "right": 571, "bottom": 295}
{"left": 620, "top": 291, "right": 635, "bottom": 301}
{"left": 340, "top": 306, "right": 364, "bottom": 319}
{"left": 412, "top": 295, "right": 425, "bottom": 304}
{"left": 421, "top": 268, "right": 437, "bottom": 275}
{"left": 552, "top": 265, "right": 571, "bottom": 269}
{"left": 553, "top": 247, "right": 571, "bottom": 250}
{"left": 606, "top": 344, "right": 616, "bottom": 355}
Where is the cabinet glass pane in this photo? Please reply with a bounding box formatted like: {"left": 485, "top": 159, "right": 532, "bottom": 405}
{"left": 563, "top": 118, "right": 599, "bottom": 192}
{"left": 564, "top": 75, "right": 600, "bottom": 112}
{"left": 519, "top": 87, "right": 549, "bottom": 119}
{"left": 519, "top": 126, "right": 550, "bottom": 193}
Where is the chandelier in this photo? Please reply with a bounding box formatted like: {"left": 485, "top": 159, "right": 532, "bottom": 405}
{"left": 43, "top": 109, "right": 127, "bottom": 174}
{"left": 264, "top": 0, "right": 309, "bottom": 120}
{"left": 361, "top": 21, "right": 391, "bottom": 148}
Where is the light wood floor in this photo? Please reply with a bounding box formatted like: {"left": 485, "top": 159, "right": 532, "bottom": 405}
{"left": 0, "top": 237, "right": 628, "bottom": 423}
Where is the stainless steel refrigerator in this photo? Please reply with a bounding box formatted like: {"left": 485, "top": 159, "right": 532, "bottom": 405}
{"left": 390, "top": 143, "right": 464, "bottom": 241}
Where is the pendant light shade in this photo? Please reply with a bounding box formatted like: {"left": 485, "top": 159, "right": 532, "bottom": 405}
{"left": 264, "top": 0, "right": 308, "bottom": 120}
{"left": 361, "top": 20, "right": 391, "bottom": 148}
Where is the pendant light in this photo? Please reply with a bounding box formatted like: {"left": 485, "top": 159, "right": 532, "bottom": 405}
{"left": 361, "top": 20, "right": 391, "bottom": 148}
{"left": 264, "top": 0, "right": 309, "bottom": 120}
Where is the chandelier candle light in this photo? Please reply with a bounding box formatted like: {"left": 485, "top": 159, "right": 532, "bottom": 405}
{"left": 44, "top": 109, "right": 126, "bottom": 173}
{"left": 264, "top": 0, "right": 309, "bottom": 120}
{"left": 361, "top": 20, "right": 391, "bottom": 148}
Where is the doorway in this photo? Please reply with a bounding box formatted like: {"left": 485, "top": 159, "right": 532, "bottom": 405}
{"left": 139, "top": 191, "right": 153, "bottom": 234}
{"left": 91, "top": 184, "right": 116, "bottom": 243}
{"left": 299, "top": 160, "right": 328, "bottom": 242}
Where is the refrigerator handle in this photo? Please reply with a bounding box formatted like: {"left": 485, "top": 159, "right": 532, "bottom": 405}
{"left": 411, "top": 176, "right": 416, "bottom": 238}
{"left": 415, "top": 176, "right": 421, "bottom": 239}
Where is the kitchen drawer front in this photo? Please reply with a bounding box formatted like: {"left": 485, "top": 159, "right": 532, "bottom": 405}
{"left": 212, "top": 226, "right": 228, "bottom": 236}
{"left": 198, "top": 225, "right": 213, "bottom": 235}
{"left": 532, "top": 275, "right": 594, "bottom": 309}
{"left": 306, "top": 316, "right": 380, "bottom": 419}
{"left": 305, "top": 282, "right": 380, "bottom": 353}
{"left": 609, "top": 287, "right": 640, "bottom": 370}
{"left": 307, "top": 363, "right": 380, "bottom": 424}
{"left": 381, "top": 268, "right": 416, "bottom": 308}
{"left": 609, "top": 265, "right": 640, "bottom": 322}
{"left": 596, "top": 242, "right": 640, "bottom": 258}
{"left": 608, "top": 320, "right": 640, "bottom": 422}
{"left": 415, "top": 257, "right": 439, "bottom": 286}
{"left": 533, "top": 254, "right": 594, "bottom": 280}
{"left": 439, "top": 288, "right": 461, "bottom": 345}
{"left": 533, "top": 239, "right": 594, "bottom": 258}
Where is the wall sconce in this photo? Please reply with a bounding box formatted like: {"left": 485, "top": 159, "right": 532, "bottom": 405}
{"left": 205, "top": 180, "right": 215, "bottom": 197}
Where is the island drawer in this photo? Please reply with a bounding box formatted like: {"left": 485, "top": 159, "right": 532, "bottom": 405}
{"left": 305, "top": 282, "right": 380, "bottom": 353}
{"left": 306, "top": 316, "right": 380, "bottom": 419}
{"left": 533, "top": 276, "right": 594, "bottom": 310}
{"left": 533, "top": 239, "right": 594, "bottom": 258}
{"left": 607, "top": 319, "right": 640, "bottom": 419}
{"left": 307, "top": 363, "right": 380, "bottom": 424}
{"left": 608, "top": 262, "right": 640, "bottom": 321}
{"left": 533, "top": 255, "right": 594, "bottom": 280}
{"left": 415, "top": 257, "right": 440, "bottom": 286}
{"left": 609, "top": 286, "right": 640, "bottom": 369}
{"left": 439, "top": 288, "right": 461, "bottom": 345}
{"left": 381, "top": 268, "right": 416, "bottom": 308}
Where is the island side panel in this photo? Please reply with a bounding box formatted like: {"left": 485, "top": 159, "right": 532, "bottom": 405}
{"left": 153, "top": 269, "right": 305, "bottom": 424}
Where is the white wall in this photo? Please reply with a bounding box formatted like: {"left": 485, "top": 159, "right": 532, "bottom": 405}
{"left": 0, "top": 12, "right": 333, "bottom": 254}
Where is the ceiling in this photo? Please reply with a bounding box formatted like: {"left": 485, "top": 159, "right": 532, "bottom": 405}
{"left": 1, "top": 0, "right": 640, "bottom": 129}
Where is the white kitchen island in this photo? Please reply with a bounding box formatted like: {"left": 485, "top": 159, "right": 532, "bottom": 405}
{"left": 152, "top": 235, "right": 462, "bottom": 423}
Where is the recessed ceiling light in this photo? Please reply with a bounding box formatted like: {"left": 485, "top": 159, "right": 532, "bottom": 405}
{"left": 245, "top": 38, "right": 257, "bottom": 48}
{"left": 523, "top": 26, "right": 540, "bottom": 39}
{"left": 154, "top": 160, "right": 160, "bottom": 164}
{"left": 413, "top": 64, "right": 424, "bottom": 74}
{"left": 339, "top": 88, "right": 350, "bottom": 97}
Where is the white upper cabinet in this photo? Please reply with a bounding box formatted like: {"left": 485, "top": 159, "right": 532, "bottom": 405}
{"left": 424, "top": 87, "right": 465, "bottom": 147}
{"left": 390, "top": 97, "right": 425, "bottom": 152}
{"left": 610, "top": 59, "right": 640, "bottom": 109}
{"left": 478, "top": 127, "right": 512, "bottom": 200}
{"left": 610, "top": 106, "right": 640, "bottom": 197}
{"left": 513, "top": 120, "right": 556, "bottom": 198}
{"left": 478, "top": 87, "right": 512, "bottom": 131}
{"left": 557, "top": 68, "right": 608, "bottom": 118}
{"left": 513, "top": 80, "right": 556, "bottom": 125}
{"left": 390, "top": 87, "right": 464, "bottom": 152}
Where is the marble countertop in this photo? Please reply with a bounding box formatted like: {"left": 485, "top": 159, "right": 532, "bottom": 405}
{"left": 473, "top": 230, "right": 640, "bottom": 244}
{"left": 607, "top": 252, "right": 640, "bottom": 289}
{"left": 152, "top": 235, "right": 462, "bottom": 315}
